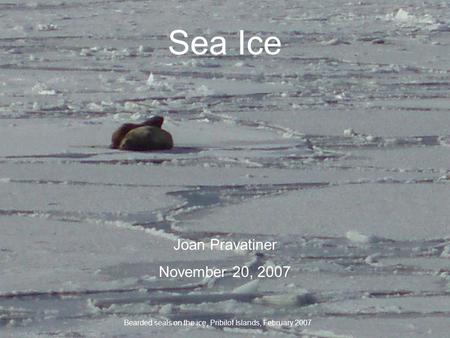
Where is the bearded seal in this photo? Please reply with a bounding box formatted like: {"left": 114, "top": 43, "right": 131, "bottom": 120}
{"left": 119, "top": 126, "right": 173, "bottom": 151}
{"left": 111, "top": 115, "right": 164, "bottom": 149}
{"left": 111, "top": 115, "right": 173, "bottom": 151}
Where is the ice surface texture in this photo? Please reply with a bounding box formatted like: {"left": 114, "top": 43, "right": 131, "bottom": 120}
{"left": 1, "top": 0, "right": 450, "bottom": 337}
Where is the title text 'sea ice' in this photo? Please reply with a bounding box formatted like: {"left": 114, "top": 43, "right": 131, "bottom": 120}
{"left": 169, "top": 29, "right": 281, "bottom": 56}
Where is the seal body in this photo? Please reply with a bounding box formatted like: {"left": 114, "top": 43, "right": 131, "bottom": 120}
{"left": 119, "top": 126, "right": 173, "bottom": 151}
{"left": 111, "top": 116, "right": 172, "bottom": 151}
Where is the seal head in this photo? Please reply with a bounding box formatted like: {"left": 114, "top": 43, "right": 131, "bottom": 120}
{"left": 143, "top": 115, "right": 164, "bottom": 128}
{"left": 111, "top": 123, "right": 139, "bottom": 149}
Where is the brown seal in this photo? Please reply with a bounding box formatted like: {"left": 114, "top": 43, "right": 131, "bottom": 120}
{"left": 111, "top": 116, "right": 165, "bottom": 149}
{"left": 119, "top": 126, "right": 173, "bottom": 151}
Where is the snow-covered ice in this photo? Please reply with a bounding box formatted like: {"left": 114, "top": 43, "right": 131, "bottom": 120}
{"left": 1, "top": 0, "right": 450, "bottom": 337}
